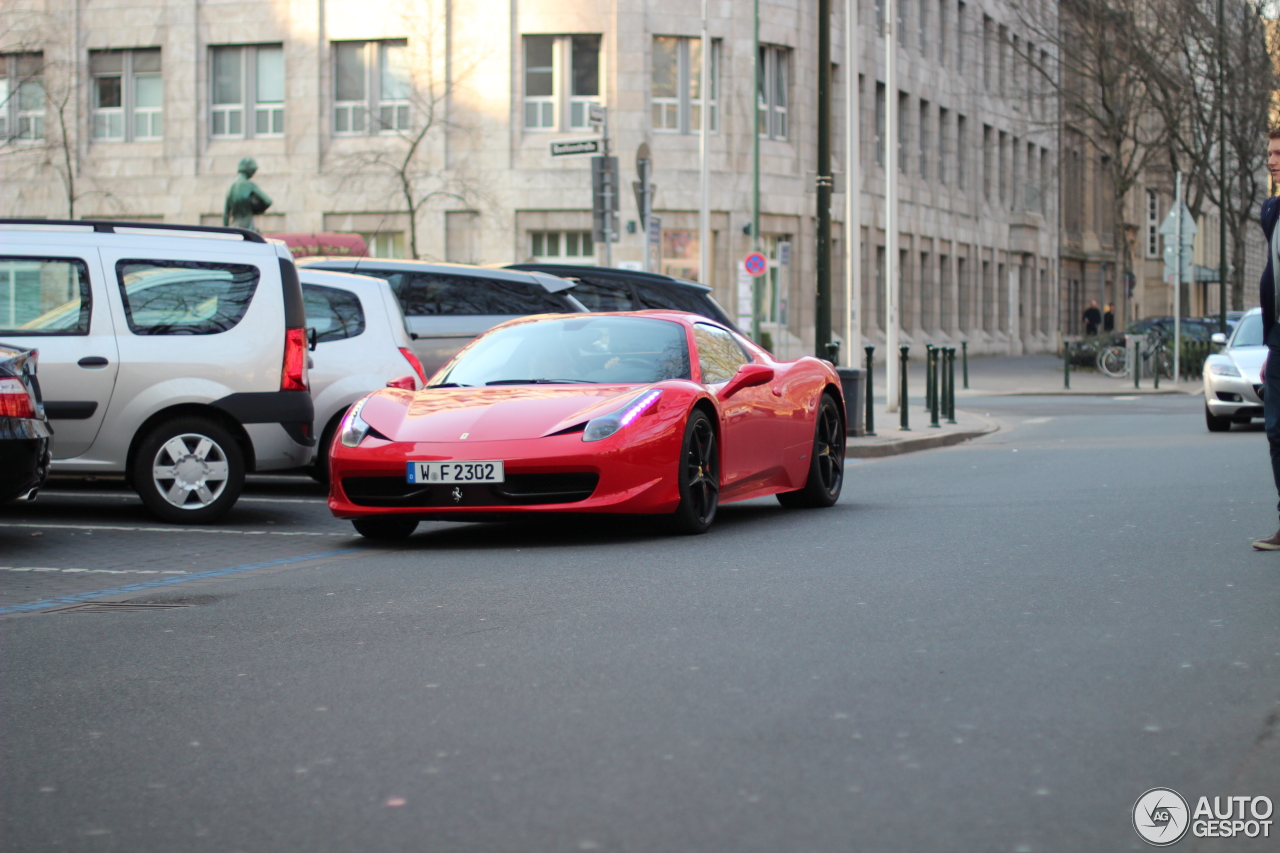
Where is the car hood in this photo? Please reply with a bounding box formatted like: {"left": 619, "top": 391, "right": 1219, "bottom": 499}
{"left": 1226, "top": 346, "right": 1267, "bottom": 374}
{"left": 360, "top": 384, "right": 651, "bottom": 442}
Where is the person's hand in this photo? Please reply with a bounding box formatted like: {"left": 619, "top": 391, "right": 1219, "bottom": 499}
{"left": 1262, "top": 357, "right": 1268, "bottom": 385}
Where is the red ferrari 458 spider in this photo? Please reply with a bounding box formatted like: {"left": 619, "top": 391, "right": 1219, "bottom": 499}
{"left": 328, "top": 311, "right": 846, "bottom": 539}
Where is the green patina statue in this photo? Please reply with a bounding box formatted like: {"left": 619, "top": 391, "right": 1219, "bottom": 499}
{"left": 223, "top": 157, "right": 273, "bottom": 231}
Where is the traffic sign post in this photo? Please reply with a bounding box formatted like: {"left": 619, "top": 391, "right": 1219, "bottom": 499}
{"left": 744, "top": 252, "right": 769, "bottom": 344}
{"left": 1160, "top": 172, "right": 1196, "bottom": 381}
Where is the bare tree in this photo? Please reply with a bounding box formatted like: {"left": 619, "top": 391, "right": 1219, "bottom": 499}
{"left": 1147, "top": 0, "right": 1274, "bottom": 313}
{"left": 332, "top": 13, "right": 485, "bottom": 260}
{"left": 0, "top": 19, "right": 115, "bottom": 219}
{"left": 1015, "top": 0, "right": 1175, "bottom": 328}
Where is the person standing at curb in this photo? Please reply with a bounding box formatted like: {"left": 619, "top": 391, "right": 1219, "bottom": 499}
{"left": 1251, "top": 128, "right": 1280, "bottom": 550}
{"left": 1103, "top": 303, "right": 1115, "bottom": 333}
{"left": 1083, "top": 301, "right": 1102, "bottom": 336}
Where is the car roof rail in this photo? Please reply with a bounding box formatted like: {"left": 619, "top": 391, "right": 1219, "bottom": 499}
{"left": 0, "top": 219, "right": 268, "bottom": 243}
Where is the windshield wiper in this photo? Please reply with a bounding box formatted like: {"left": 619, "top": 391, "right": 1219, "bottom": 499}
{"left": 484, "top": 378, "right": 595, "bottom": 385}
{"left": 427, "top": 382, "right": 473, "bottom": 388}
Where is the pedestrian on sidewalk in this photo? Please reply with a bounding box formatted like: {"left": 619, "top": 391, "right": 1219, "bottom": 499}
{"left": 1103, "top": 303, "right": 1115, "bottom": 333}
{"left": 1082, "top": 301, "right": 1102, "bottom": 336}
{"left": 1251, "top": 127, "right": 1280, "bottom": 550}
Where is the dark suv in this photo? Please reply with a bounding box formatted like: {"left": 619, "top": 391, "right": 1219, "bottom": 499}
{"left": 504, "top": 264, "right": 738, "bottom": 331}
{"left": 298, "top": 259, "right": 586, "bottom": 376}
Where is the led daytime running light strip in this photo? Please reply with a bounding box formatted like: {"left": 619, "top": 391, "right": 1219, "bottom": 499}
{"left": 618, "top": 390, "right": 662, "bottom": 427}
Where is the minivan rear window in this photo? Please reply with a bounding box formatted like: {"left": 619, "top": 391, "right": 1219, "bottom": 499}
{"left": 0, "top": 257, "right": 92, "bottom": 335}
{"left": 116, "top": 260, "right": 260, "bottom": 335}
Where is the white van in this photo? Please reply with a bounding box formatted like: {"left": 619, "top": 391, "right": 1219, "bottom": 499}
{"left": 0, "top": 220, "right": 315, "bottom": 522}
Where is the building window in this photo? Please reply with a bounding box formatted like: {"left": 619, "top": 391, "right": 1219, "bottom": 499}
{"left": 957, "top": 2, "right": 967, "bottom": 73}
{"left": 522, "top": 35, "right": 601, "bottom": 132}
{"left": 938, "top": 107, "right": 950, "bottom": 184}
{"left": 91, "top": 49, "right": 162, "bottom": 142}
{"left": 957, "top": 114, "right": 967, "bottom": 188}
{"left": 919, "top": 0, "right": 929, "bottom": 52}
{"left": 1146, "top": 189, "right": 1160, "bottom": 258}
{"left": 211, "top": 45, "right": 284, "bottom": 139}
{"left": 918, "top": 100, "right": 930, "bottom": 180}
{"left": 874, "top": 82, "right": 885, "bottom": 167}
{"left": 333, "top": 40, "right": 410, "bottom": 136}
{"left": 530, "top": 230, "right": 594, "bottom": 262}
{"left": 897, "top": 91, "right": 909, "bottom": 175}
{"left": 652, "top": 36, "right": 719, "bottom": 135}
{"left": 0, "top": 53, "right": 44, "bottom": 142}
{"left": 899, "top": 0, "right": 910, "bottom": 48}
{"left": 361, "top": 232, "right": 405, "bottom": 258}
{"left": 983, "top": 124, "right": 993, "bottom": 201}
{"left": 939, "top": 0, "right": 949, "bottom": 66}
{"left": 757, "top": 45, "right": 789, "bottom": 141}
{"left": 662, "top": 229, "right": 702, "bottom": 281}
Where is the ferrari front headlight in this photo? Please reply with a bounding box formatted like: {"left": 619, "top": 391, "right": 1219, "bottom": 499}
{"left": 339, "top": 396, "right": 374, "bottom": 447}
{"left": 583, "top": 390, "right": 663, "bottom": 442}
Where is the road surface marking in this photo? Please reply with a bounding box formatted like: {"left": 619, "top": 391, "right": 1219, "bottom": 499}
{"left": 0, "top": 567, "right": 188, "bottom": 574}
{"left": 39, "top": 491, "right": 322, "bottom": 504}
{"left": 0, "top": 522, "right": 347, "bottom": 536}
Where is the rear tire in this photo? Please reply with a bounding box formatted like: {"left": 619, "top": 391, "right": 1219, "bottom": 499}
{"left": 777, "top": 393, "right": 845, "bottom": 508}
{"left": 132, "top": 417, "right": 245, "bottom": 524}
{"left": 667, "top": 410, "right": 719, "bottom": 535}
{"left": 1205, "top": 402, "right": 1232, "bottom": 432}
{"left": 309, "top": 410, "right": 346, "bottom": 485}
{"left": 352, "top": 516, "right": 419, "bottom": 540}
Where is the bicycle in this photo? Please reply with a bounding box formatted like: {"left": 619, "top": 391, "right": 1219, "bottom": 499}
{"left": 1097, "top": 334, "right": 1173, "bottom": 379}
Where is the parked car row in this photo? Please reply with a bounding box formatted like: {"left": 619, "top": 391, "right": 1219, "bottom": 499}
{"left": 0, "top": 220, "right": 741, "bottom": 522}
{"left": 1203, "top": 307, "right": 1265, "bottom": 432}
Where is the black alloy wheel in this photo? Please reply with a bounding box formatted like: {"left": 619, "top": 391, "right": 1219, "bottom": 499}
{"left": 352, "top": 516, "right": 420, "bottom": 540}
{"left": 668, "top": 410, "right": 719, "bottom": 534}
{"left": 777, "top": 393, "right": 844, "bottom": 508}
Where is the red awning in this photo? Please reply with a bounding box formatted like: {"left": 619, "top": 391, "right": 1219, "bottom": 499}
{"left": 264, "top": 232, "right": 369, "bottom": 259}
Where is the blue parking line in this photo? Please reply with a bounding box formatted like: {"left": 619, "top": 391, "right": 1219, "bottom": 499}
{"left": 0, "top": 548, "right": 365, "bottom": 615}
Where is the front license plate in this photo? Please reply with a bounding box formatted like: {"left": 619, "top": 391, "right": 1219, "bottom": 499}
{"left": 407, "top": 460, "right": 505, "bottom": 484}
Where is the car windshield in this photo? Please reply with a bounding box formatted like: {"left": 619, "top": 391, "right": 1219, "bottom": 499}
{"left": 434, "top": 316, "right": 691, "bottom": 386}
{"left": 1230, "top": 313, "right": 1263, "bottom": 347}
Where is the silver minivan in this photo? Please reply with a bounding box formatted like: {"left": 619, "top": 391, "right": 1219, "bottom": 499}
{"left": 0, "top": 220, "right": 314, "bottom": 522}
{"left": 298, "top": 258, "right": 586, "bottom": 377}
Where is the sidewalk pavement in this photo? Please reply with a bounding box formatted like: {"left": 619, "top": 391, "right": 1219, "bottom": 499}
{"left": 844, "top": 352, "right": 1201, "bottom": 458}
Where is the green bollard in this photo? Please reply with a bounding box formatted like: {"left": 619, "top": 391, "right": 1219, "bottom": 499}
{"left": 925, "top": 343, "right": 935, "bottom": 412}
{"left": 899, "top": 345, "right": 910, "bottom": 431}
{"left": 1063, "top": 340, "right": 1071, "bottom": 390}
{"left": 961, "top": 341, "right": 969, "bottom": 389}
{"left": 863, "top": 345, "right": 876, "bottom": 437}
{"left": 929, "top": 348, "right": 941, "bottom": 428}
{"left": 946, "top": 347, "right": 958, "bottom": 424}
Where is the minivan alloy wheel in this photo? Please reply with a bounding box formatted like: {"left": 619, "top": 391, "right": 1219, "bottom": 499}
{"left": 152, "top": 433, "right": 231, "bottom": 508}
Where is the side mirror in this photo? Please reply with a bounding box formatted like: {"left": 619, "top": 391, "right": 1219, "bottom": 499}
{"left": 1210, "top": 332, "right": 1227, "bottom": 346}
{"left": 718, "top": 363, "right": 775, "bottom": 399}
{"left": 386, "top": 375, "right": 416, "bottom": 390}
{"left": 307, "top": 327, "right": 319, "bottom": 351}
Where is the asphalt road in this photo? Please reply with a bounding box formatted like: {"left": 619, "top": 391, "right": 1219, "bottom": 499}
{"left": 3, "top": 393, "right": 1279, "bottom": 852}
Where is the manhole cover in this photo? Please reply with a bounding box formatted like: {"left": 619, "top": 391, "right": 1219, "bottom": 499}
{"left": 47, "top": 601, "right": 196, "bottom": 614}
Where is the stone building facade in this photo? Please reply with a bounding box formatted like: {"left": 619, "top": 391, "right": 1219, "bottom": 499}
{"left": 1, "top": 0, "right": 1059, "bottom": 358}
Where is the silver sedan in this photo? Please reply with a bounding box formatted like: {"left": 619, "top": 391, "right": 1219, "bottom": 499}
{"left": 1203, "top": 307, "right": 1266, "bottom": 431}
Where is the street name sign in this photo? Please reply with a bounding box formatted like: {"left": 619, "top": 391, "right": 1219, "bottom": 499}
{"left": 549, "top": 138, "right": 603, "bottom": 158}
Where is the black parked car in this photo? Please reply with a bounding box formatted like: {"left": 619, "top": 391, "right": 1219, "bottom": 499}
{"left": 504, "top": 264, "right": 739, "bottom": 331}
{"left": 0, "top": 342, "right": 51, "bottom": 503}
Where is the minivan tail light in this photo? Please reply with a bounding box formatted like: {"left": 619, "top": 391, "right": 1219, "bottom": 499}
{"left": 0, "top": 377, "right": 36, "bottom": 419}
{"left": 281, "top": 327, "right": 308, "bottom": 391}
{"left": 398, "top": 347, "right": 426, "bottom": 386}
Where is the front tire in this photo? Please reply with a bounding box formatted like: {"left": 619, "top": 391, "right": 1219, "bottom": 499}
{"left": 667, "top": 410, "right": 719, "bottom": 535}
{"left": 1205, "top": 401, "right": 1232, "bottom": 432}
{"left": 132, "top": 417, "right": 245, "bottom": 524}
{"left": 777, "top": 393, "right": 845, "bottom": 508}
{"left": 352, "top": 516, "right": 419, "bottom": 540}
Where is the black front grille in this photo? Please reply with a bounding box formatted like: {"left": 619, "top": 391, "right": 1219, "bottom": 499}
{"left": 342, "top": 472, "right": 599, "bottom": 508}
